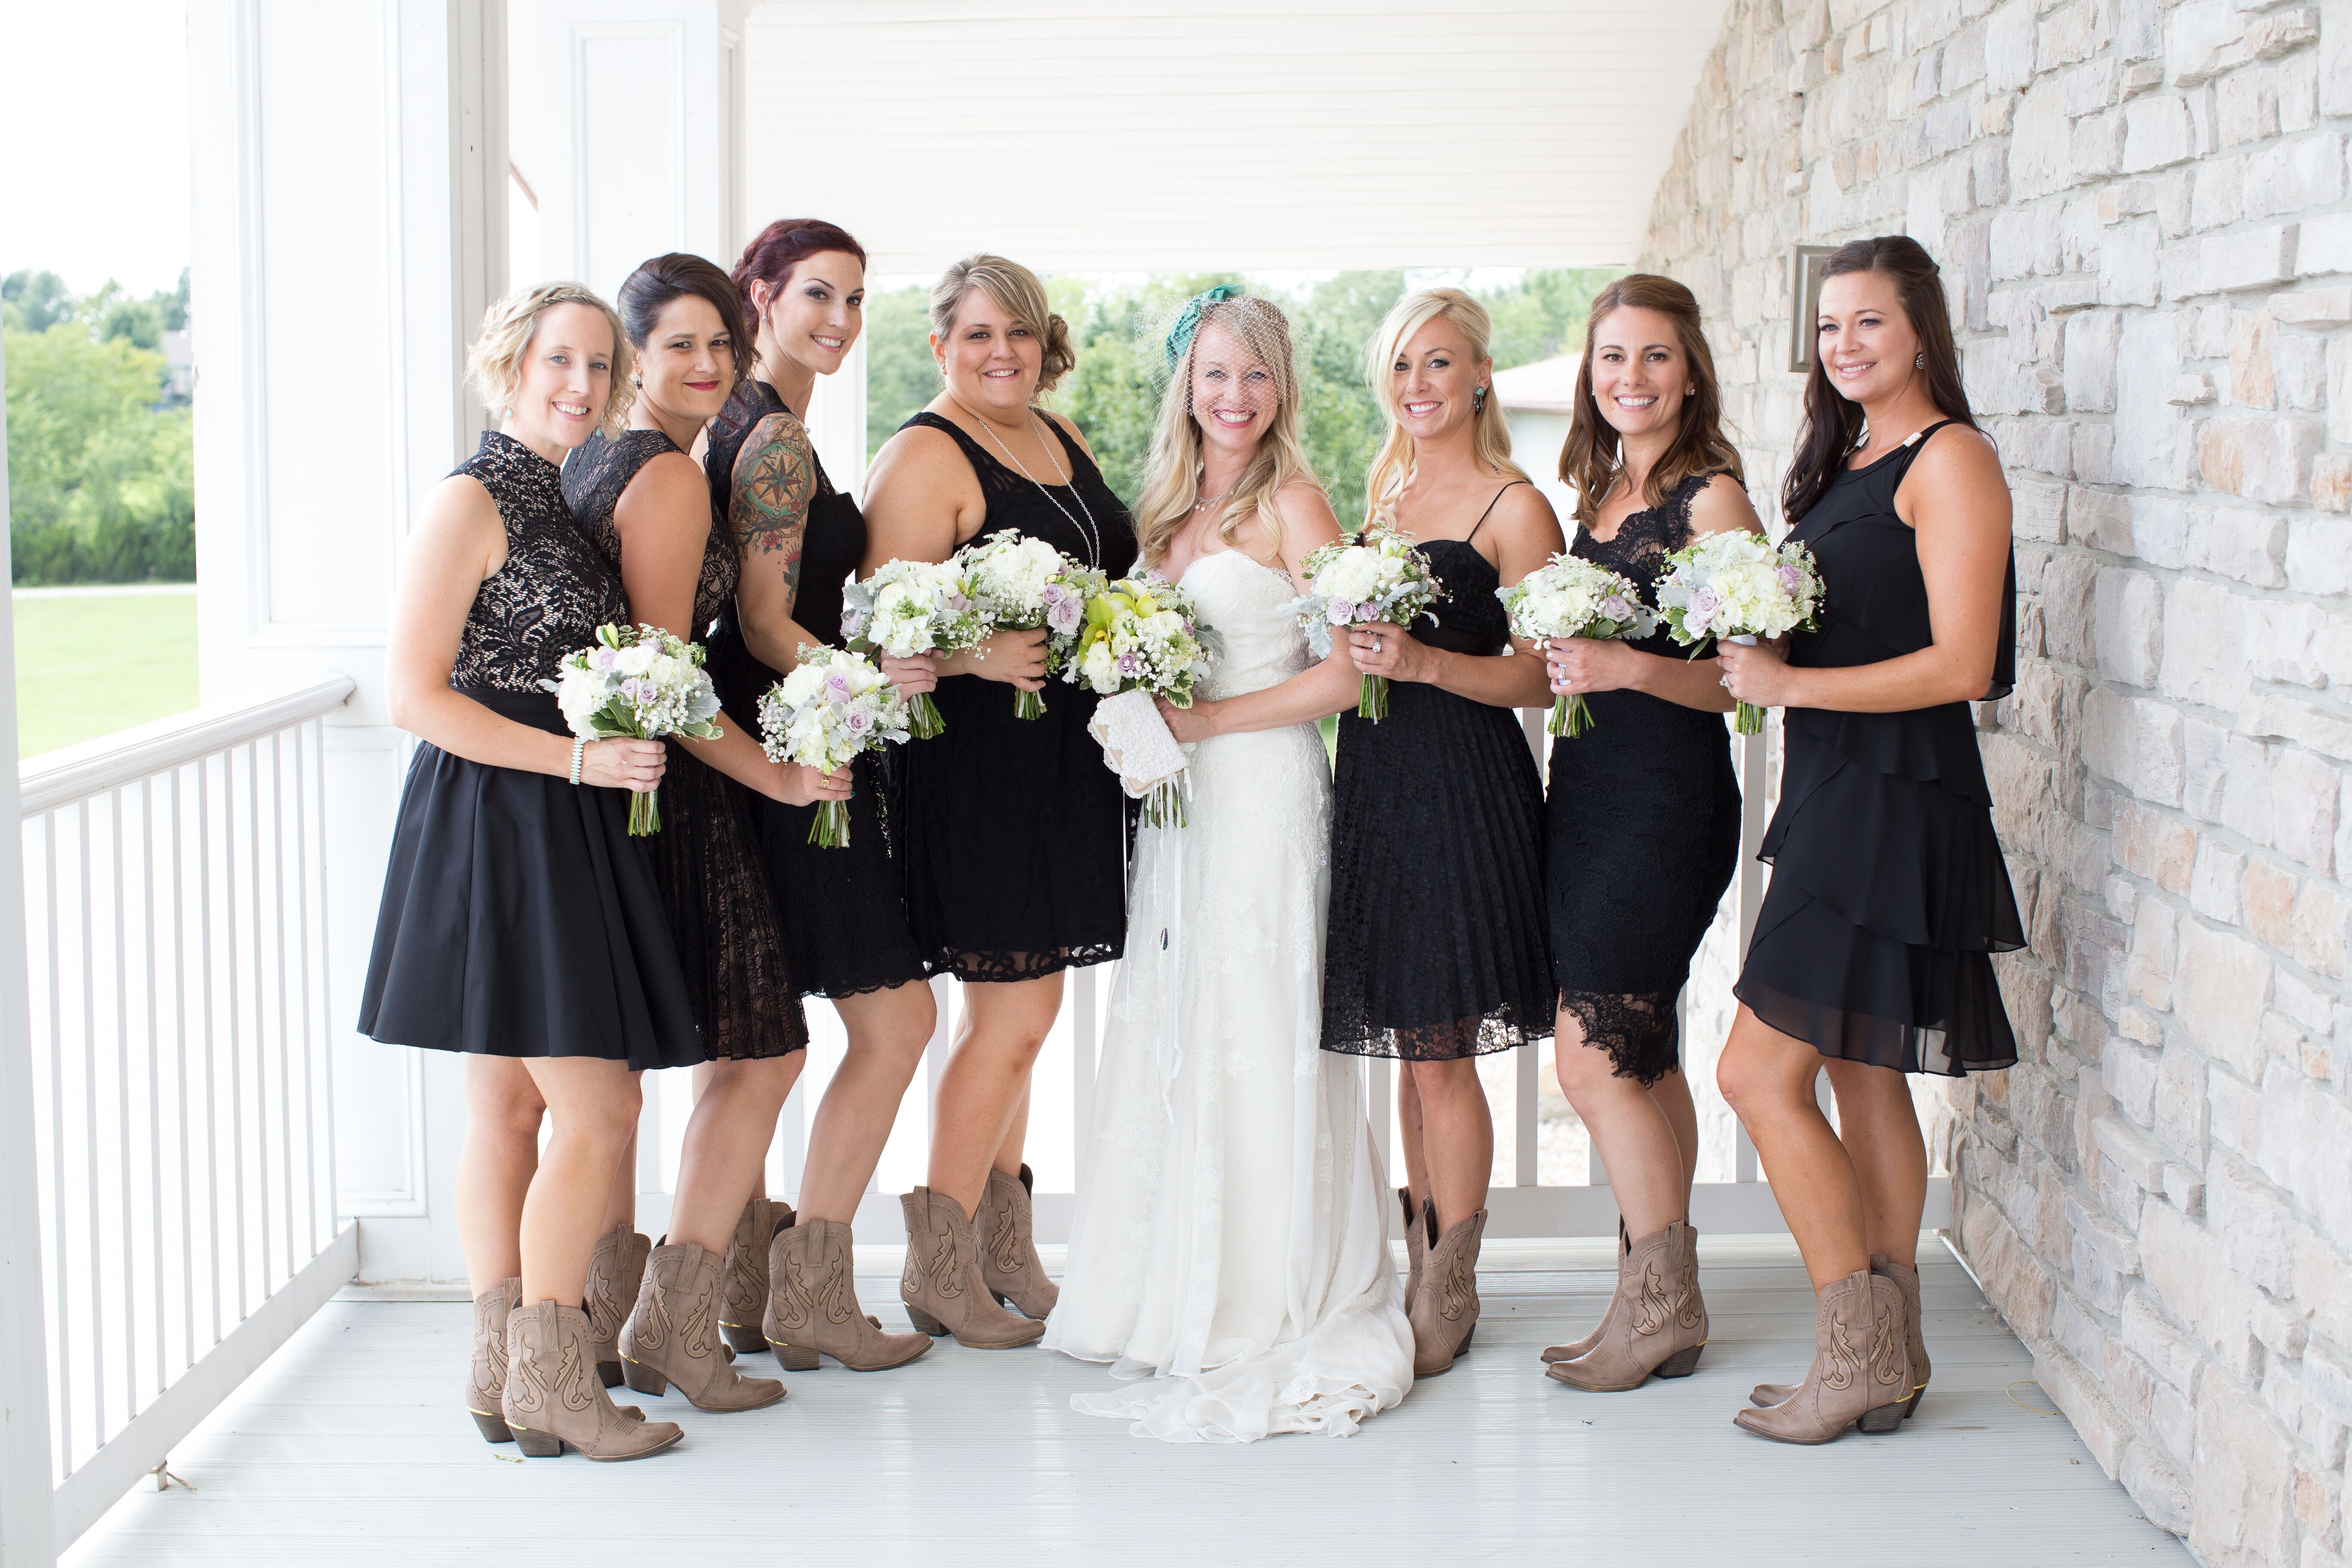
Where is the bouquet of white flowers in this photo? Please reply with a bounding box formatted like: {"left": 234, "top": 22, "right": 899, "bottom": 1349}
{"left": 1656, "top": 531, "right": 1825, "bottom": 735}
{"left": 1278, "top": 526, "right": 1445, "bottom": 721}
{"left": 1064, "top": 572, "right": 1217, "bottom": 827}
{"left": 840, "top": 557, "right": 987, "bottom": 739}
{"left": 753, "top": 646, "right": 912, "bottom": 848}
{"left": 545, "top": 623, "right": 724, "bottom": 835}
{"left": 1496, "top": 555, "right": 1661, "bottom": 738}
{"left": 955, "top": 533, "right": 1103, "bottom": 720}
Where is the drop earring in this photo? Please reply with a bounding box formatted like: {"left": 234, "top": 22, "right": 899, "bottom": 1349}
{"left": 1473, "top": 386, "right": 1487, "bottom": 412}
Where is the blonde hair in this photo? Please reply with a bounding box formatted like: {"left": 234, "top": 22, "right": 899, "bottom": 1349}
{"left": 467, "top": 281, "right": 633, "bottom": 436}
{"left": 1134, "top": 294, "right": 1322, "bottom": 570}
{"left": 1361, "top": 288, "right": 1523, "bottom": 528}
{"left": 928, "top": 254, "right": 1076, "bottom": 398}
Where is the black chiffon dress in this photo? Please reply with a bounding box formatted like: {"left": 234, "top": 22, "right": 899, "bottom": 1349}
{"left": 1322, "top": 486, "right": 1555, "bottom": 1060}
{"left": 563, "top": 427, "right": 808, "bottom": 1058}
{"left": 1547, "top": 472, "right": 1743, "bottom": 1086}
{"left": 1735, "top": 421, "right": 2023, "bottom": 1075}
{"left": 894, "top": 410, "right": 1139, "bottom": 983}
{"left": 358, "top": 430, "right": 703, "bottom": 1071}
{"left": 702, "top": 380, "right": 930, "bottom": 998}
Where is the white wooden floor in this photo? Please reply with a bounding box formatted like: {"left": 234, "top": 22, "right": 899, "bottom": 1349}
{"left": 64, "top": 1234, "right": 2190, "bottom": 1567}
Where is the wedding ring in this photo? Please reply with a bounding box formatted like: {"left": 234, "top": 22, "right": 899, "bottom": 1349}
{"left": 1372, "top": 634, "right": 1384, "bottom": 653}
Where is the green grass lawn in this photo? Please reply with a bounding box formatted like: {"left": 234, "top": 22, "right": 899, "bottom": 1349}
{"left": 11, "top": 589, "right": 200, "bottom": 760}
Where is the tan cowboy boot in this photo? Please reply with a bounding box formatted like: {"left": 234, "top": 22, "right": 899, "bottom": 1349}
{"left": 1399, "top": 1190, "right": 1430, "bottom": 1317}
{"left": 899, "top": 1187, "right": 1045, "bottom": 1348}
{"left": 977, "top": 1164, "right": 1059, "bottom": 1318}
{"left": 1540, "top": 1218, "right": 1627, "bottom": 1365}
{"left": 717, "top": 1197, "right": 785, "bottom": 1354}
{"left": 1732, "top": 1268, "right": 1908, "bottom": 1443}
{"left": 764, "top": 1215, "right": 931, "bottom": 1371}
{"left": 619, "top": 1243, "right": 787, "bottom": 1410}
{"left": 1546, "top": 1221, "right": 1706, "bottom": 1390}
{"left": 467, "top": 1277, "right": 521, "bottom": 1442}
{"left": 584, "top": 1226, "right": 651, "bottom": 1388}
{"left": 1750, "top": 1253, "right": 1929, "bottom": 1415}
{"left": 1409, "top": 1208, "right": 1488, "bottom": 1378}
{"left": 503, "top": 1300, "right": 683, "bottom": 1461}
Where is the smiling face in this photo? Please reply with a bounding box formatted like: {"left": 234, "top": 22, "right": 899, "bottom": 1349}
{"left": 510, "top": 300, "right": 615, "bottom": 452}
{"left": 756, "top": 248, "right": 865, "bottom": 379}
{"left": 1587, "top": 305, "right": 1693, "bottom": 441}
{"left": 1188, "top": 321, "right": 1280, "bottom": 463}
{"left": 1816, "top": 269, "right": 1923, "bottom": 406}
{"left": 934, "top": 285, "right": 1041, "bottom": 415}
{"left": 1388, "top": 317, "right": 1488, "bottom": 446}
{"left": 636, "top": 294, "right": 735, "bottom": 425}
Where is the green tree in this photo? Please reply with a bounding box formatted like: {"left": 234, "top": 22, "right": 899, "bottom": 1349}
{"left": 6, "top": 321, "right": 195, "bottom": 583}
{"left": 1, "top": 270, "right": 78, "bottom": 334}
{"left": 863, "top": 283, "right": 938, "bottom": 462}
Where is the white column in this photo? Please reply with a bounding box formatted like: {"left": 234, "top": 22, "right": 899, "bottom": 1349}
{"left": 190, "top": 0, "right": 506, "bottom": 1284}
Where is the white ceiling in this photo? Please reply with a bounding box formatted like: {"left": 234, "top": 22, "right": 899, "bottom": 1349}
{"left": 742, "top": 0, "right": 1731, "bottom": 277}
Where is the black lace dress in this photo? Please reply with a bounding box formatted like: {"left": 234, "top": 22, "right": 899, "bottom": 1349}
{"left": 1547, "top": 473, "right": 1743, "bottom": 1086}
{"left": 895, "top": 410, "right": 1139, "bottom": 982}
{"left": 702, "top": 380, "right": 930, "bottom": 998}
{"left": 1736, "top": 422, "right": 2023, "bottom": 1075}
{"left": 358, "top": 431, "right": 703, "bottom": 1070}
{"left": 564, "top": 427, "right": 808, "bottom": 1058}
{"left": 1322, "top": 489, "right": 1554, "bottom": 1060}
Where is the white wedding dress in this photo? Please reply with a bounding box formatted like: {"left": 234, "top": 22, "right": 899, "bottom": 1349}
{"left": 1041, "top": 548, "right": 1414, "bottom": 1442}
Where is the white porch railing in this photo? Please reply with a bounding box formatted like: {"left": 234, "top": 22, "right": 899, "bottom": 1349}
{"left": 11, "top": 680, "right": 359, "bottom": 1556}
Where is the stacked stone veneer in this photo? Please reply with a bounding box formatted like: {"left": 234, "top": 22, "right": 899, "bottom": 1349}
{"left": 1638, "top": 0, "right": 2352, "bottom": 1558}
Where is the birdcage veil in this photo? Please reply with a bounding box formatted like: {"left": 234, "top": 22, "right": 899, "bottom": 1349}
{"left": 1131, "top": 285, "right": 1324, "bottom": 570}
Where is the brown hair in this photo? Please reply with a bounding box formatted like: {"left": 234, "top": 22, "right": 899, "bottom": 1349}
{"left": 617, "top": 252, "right": 749, "bottom": 391}
{"left": 929, "top": 254, "right": 1076, "bottom": 398}
{"left": 1781, "top": 235, "right": 1978, "bottom": 527}
{"left": 731, "top": 217, "right": 867, "bottom": 323}
{"left": 1557, "top": 274, "right": 1743, "bottom": 527}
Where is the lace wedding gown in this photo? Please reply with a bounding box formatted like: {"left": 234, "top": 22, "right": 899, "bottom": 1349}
{"left": 1041, "top": 549, "right": 1415, "bottom": 1442}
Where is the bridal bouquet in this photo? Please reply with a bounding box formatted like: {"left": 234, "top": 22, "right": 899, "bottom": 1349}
{"left": 956, "top": 533, "right": 1103, "bottom": 720}
{"left": 1064, "top": 572, "right": 1216, "bottom": 828}
{"left": 1496, "top": 556, "right": 1660, "bottom": 738}
{"left": 1279, "top": 527, "right": 1444, "bottom": 722}
{"left": 545, "top": 623, "right": 724, "bottom": 836}
{"left": 840, "top": 557, "right": 987, "bottom": 739}
{"left": 1656, "top": 532, "right": 1825, "bottom": 735}
{"left": 753, "top": 646, "right": 912, "bottom": 848}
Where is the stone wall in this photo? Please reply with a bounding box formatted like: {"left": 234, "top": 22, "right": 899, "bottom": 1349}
{"left": 1638, "top": 0, "right": 2352, "bottom": 1557}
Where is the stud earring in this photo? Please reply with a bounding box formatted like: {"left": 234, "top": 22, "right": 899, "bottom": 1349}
{"left": 1915, "top": 353, "right": 1926, "bottom": 368}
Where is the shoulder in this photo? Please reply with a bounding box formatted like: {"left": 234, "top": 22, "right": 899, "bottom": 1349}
{"left": 1486, "top": 477, "right": 1564, "bottom": 546}
{"left": 867, "top": 416, "right": 975, "bottom": 492}
{"left": 624, "top": 447, "right": 712, "bottom": 516}
{"left": 1907, "top": 421, "right": 2003, "bottom": 485}
{"left": 1685, "top": 471, "right": 1763, "bottom": 536}
{"left": 742, "top": 407, "right": 812, "bottom": 456}
{"left": 421, "top": 469, "right": 502, "bottom": 533}
{"left": 1269, "top": 481, "right": 1342, "bottom": 558}
{"left": 1039, "top": 407, "right": 1099, "bottom": 460}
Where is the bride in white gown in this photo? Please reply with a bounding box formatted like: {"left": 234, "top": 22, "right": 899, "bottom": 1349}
{"left": 1042, "top": 289, "right": 1414, "bottom": 1441}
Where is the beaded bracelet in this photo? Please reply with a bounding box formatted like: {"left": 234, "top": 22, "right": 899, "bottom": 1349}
{"left": 568, "top": 737, "right": 586, "bottom": 787}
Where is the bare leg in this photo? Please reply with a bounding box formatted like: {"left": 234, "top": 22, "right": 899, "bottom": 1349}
{"left": 1553, "top": 1008, "right": 1686, "bottom": 1237}
{"left": 1395, "top": 1061, "right": 1431, "bottom": 1211}
{"left": 516, "top": 1057, "right": 642, "bottom": 1305}
{"left": 926, "top": 974, "right": 1062, "bottom": 1215}
{"left": 1407, "top": 1057, "right": 1494, "bottom": 1232}
{"left": 1823, "top": 1058, "right": 1927, "bottom": 1268}
{"left": 1717, "top": 1004, "right": 1869, "bottom": 1289}
{"left": 991, "top": 1083, "right": 1032, "bottom": 1181}
{"left": 457, "top": 1057, "right": 545, "bottom": 1296}
{"left": 599, "top": 1124, "right": 638, "bottom": 1235}
{"left": 1649, "top": 1065, "right": 1701, "bottom": 1201}
{"left": 798, "top": 981, "right": 936, "bottom": 1224}
{"left": 669, "top": 1054, "right": 805, "bottom": 1254}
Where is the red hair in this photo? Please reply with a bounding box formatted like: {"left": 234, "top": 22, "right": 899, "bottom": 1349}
{"left": 732, "top": 218, "right": 867, "bottom": 320}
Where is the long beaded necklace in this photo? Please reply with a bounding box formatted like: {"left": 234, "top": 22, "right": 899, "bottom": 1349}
{"left": 950, "top": 397, "right": 1104, "bottom": 568}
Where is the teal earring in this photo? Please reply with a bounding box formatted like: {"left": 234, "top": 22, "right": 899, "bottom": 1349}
{"left": 1473, "top": 386, "right": 1487, "bottom": 412}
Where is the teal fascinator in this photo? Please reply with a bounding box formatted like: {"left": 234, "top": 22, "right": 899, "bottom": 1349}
{"left": 1163, "top": 284, "right": 1244, "bottom": 370}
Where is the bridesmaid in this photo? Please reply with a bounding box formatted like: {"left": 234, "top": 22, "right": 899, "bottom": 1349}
{"left": 861, "top": 254, "right": 1139, "bottom": 1349}
{"left": 1715, "top": 234, "right": 2021, "bottom": 1443}
{"left": 562, "top": 251, "right": 851, "bottom": 1412}
{"left": 700, "top": 218, "right": 932, "bottom": 1372}
{"left": 1326, "top": 287, "right": 1562, "bottom": 1377}
{"left": 359, "top": 282, "right": 689, "bottom": 1461}
{"left": 1535, "top": 275, "right": 1759, "bottom": 1393}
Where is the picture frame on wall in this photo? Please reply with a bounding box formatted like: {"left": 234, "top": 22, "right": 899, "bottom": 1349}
{"left": 1788, "top": 244, "right": 1838, "bottom": 373}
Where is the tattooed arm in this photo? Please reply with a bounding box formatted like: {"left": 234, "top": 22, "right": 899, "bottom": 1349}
{"left": 730, "top": 410, "right": 829, "bottom": 674}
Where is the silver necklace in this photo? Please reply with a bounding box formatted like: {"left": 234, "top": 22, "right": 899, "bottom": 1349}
{"left": 955, "top": 400, "right": 1104, "bottom": 567}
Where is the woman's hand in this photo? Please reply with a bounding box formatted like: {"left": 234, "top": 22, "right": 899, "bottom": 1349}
{"left": 1345, "top": 622, "right": 1434, "bottom": 684}
{"left": 579, "top": 738, "right": 667, "bottom": 793}
{"left": 1157, "top": 696, "right": 1221, "bottom": 744}
{"left": 1543, "top": 636, "right": 1640, "bottom": 698}
{"left": 1714, "top": 636, "right": 1797, "bottom": 710}
{"left": 776, "top": 761, "right": 855, "bottom": 809}
{"left": 949, "top": 626, "right": 1048, "bottom": 691}
{"left": 879, "top": 651, "right": 939, "bottom": 698}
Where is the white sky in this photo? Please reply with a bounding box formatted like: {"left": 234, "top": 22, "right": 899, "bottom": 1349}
{"left": 0, "top": 0, "right": 192, "bottom": 297}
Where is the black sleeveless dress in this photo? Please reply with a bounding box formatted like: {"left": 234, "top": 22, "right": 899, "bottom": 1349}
{"left": 896, "top": 410, "right": 1139, "bottom": 982}
{"left": 1547, "top": 472, "right": 1743, "bottom": 1085}
{"left": 1736, "top": 422, "right": 2023, "bottom": 1075}
{"left": 563, "top": 427, "right": 808, "bottom": 1058}
{"left": 358, "top": 430, "right": 703, "bottom": 1070}
{"left": 702, "top": 380, "right": 929, "bottom": 998}
{"left": 1322, "top": 488, "right": 1554, "bottom": 1060}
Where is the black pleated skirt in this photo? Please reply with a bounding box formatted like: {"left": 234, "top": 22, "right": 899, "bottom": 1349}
{"left": 357, "top": 688, "right": 705, "bottom": 1071}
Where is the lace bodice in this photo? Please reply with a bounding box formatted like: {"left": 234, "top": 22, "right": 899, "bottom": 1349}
{"left": 1182, "top": 551, "right": 1309, "bottom": 701}
{"left": 564, "top": 428, "right": 741, "bottom": 635}
{"left": 448, "top": 431, "right": 629, "bottom": 694}
{"left": 1571, "top": 471, "right": 1719, "bottom": 658}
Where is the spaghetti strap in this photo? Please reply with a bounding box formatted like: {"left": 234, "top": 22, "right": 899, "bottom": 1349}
{"left": 1467, "top": 478, "right": 1529, "bottom": 541}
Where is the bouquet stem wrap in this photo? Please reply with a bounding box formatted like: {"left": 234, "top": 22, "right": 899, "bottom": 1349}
{"left": 809, "top": 796, "right": 853, "bottom": 848}
{"left": 1725, "top": 634, "right": 1765, "bottom": 735}
{"left": 1086, "top": 688, "right": 1192, "bottom": 829}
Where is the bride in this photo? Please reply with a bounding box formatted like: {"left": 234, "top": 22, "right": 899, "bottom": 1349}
{"left": 1041, "top": 287, "right": 1415, "bottom": 1440}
